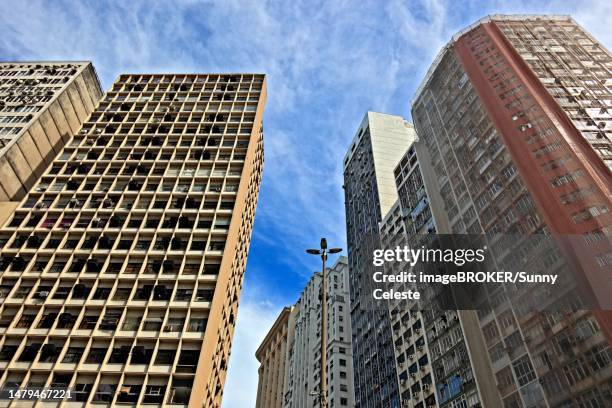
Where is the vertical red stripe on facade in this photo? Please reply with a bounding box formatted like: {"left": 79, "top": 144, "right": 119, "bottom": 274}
{"left": 453, "top": 21, "right": 612, "bottom": 339}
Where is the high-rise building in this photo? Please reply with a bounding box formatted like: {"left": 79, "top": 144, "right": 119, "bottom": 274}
{"left": 379, "top": 199, "right": 440, "bottom": 408}
{"left": 412, "top": 15, "right": 611, "bottom": 408}
{"left": 256, "top": 256, "right": 355, "bottom": 408}
{"left": 0, "top": 62, "right": 102, "bottom": 222}
{"left": 255, "top": 307, "right": 294, "bottom": 408}
{"left": 0, "top": 72, "right": 266, "bottom": 407}
{"left": 343, "top": 112, "right": 416, "bottom": 408}
{"left": 384, "top": 142, "right": 499, "bottom": 408}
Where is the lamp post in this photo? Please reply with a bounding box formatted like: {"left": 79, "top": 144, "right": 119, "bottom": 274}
{"left": 307, "top": 238, "right": 342, "bottom": 408}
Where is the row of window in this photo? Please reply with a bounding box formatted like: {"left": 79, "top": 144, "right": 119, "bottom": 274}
{"left": 0, "top": 255, "right": 219, "bottom": 276}
{"left": 1, "top": 304, "right": 209, "bottom": 333}
{"left": 71, "top": 133, "right": 250, "bottom": 148}
{"left": 32, "top": 177, "right": 239, "bottom": 195}
{"left": 0, "top": 372, "right": 193, "bottom": 404}
{"left": 18, "top": 193, "right": 234, "bottom": 213}
{"left": 8, "top": 210, "right": 230, "bottom": 229}
{"left": 115, "top": 73, "right": 262, "bottom": 84}
{"left": 2, "top": 230, "right": 226, "bottom": 251}
{"left": 0, "top": 276, "right": 215, "bottom": 302}
{"left": 1, "top": 339, "right": 200, "bottom": 369}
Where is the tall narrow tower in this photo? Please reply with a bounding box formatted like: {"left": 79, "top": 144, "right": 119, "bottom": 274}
{"left": 0, "top": 73, "right": 265, "bottom": 407}
{"left": 343, "top": 112, "right": 416, "bottom": 408}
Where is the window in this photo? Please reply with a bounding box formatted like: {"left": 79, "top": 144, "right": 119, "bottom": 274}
{"left": 39, "top": 343, "right": 61, "bottom": 362}
{"left": 85, "top": 347, "right": 107, "bottom": 364}
{"left": 16, "top": 313, "right": 37, "bottom": 328}
{"left": 169, "top": 378, "right": 192, "bottom": 404}
{"left": 122, "top": 316, "right": 141, "bottom": 331}
{"left": 63, "top": 347, "right": 85, "bottom": 363}
{"left": 0, "top": 345, "right": 18, "bottom": 361}
{"left": 74, "top": 383, "right": 93, "bottom": 402}
{"left": 165, "top": 318, "right": 185, "bottom": 332}
{"left": 37, "top": 311, "right": 58, "bottom": 328}
{"left": 108, "top": 346, "right": 131, "bottom": 364}
{"left": 154, "top": 349, "right": 176, "bottom": 365}
{"left": 93, "top": 287, "right": 111, "bottom": 300}
{"left": 13, "top": 284, "right": 33, "bottom": 299}
{"left": 18, "top": 343, "right": 42, "bottom": 362}
{"left": 93, "top": 383, "right": 117, "bottom": 402}
{"left": 195, "top": 288, "right": 214, "bottom": 302}
{"left": 79, "top": 315, "right": 98, "bottom": 330}
{"left": 143, "top": 385, "right": 165, "bottom": 403}
{"left": 512, "top": 355, "right": 536, "bottom": 386}
{"left": 117, "top": 384, "right": 142, "bottom": 403}
{"left": 175, "top": 288, "right": 193, "bottom": 301}
{"left": 188, "top": 317, "right": 207, "bottom": 332}
{"left": 177, "top": 349, "right": 199, "bottom": 372}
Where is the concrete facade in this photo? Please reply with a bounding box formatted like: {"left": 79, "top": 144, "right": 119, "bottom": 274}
{"left": 255, "top": 307, "right": 294, "bottom": 408}
{"left": 0, "top": 73, "right": 266, "bottom": 407}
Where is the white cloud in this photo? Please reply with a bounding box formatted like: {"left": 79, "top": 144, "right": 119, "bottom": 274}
{"left": 222, "top": 292, "right": 285, "bottom": 408}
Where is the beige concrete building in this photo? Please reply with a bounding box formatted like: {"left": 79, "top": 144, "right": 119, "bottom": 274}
{"left": 255, "top": 307, "right": 295, "bottom": 408}
{"left": 0, "top": 73, "right": 266, "bottom": 407}
{"left": 0, "top": 62, "right": 102, "bottom": 223}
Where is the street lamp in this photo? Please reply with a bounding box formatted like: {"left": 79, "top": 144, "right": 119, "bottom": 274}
{"left": 306, "top": 238, "right": 342, "bottom": 408}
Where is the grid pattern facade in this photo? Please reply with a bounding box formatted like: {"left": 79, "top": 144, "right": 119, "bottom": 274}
{"left": 0, "top": 62, "right": 102, "bottom": 203}
{"left": 0, "top": 73, "right": 265, "bottom": 407}
{"left": 412, "top": 15, "right": 611, "bottom": 408}
{"left": 495, "top": 18, "right": 612, "bottom": 170}
{"left": 343, "top": 113, "right": 417, "bottom": 408}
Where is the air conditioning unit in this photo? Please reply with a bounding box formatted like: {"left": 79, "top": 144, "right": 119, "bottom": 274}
{"left": 423, "top": 384, "right": 430, "bottom": 390}
{"left": 38, "top": 291, "right": 50, "bottom": 298}
{"left": 417, "top": 346, "right": 423, "bottom": 351}
{"left": 408, "top": 354, "right": 414, "bottom": 360}
{"left": 410, "top": 373, "right": 416, "bottom": 378}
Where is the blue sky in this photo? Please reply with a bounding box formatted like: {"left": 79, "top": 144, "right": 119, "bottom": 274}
{"left": 1, "top": 1, "right": 610, "bottom": 406}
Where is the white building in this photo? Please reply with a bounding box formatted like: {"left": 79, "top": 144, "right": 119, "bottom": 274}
{"left": 257, "top": 256, "right": 355, "bottom": 408}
